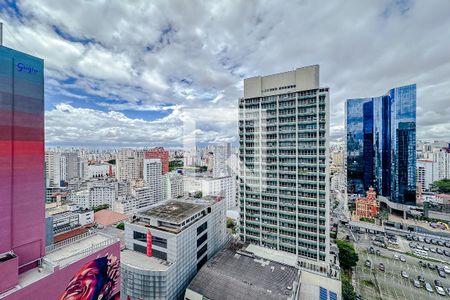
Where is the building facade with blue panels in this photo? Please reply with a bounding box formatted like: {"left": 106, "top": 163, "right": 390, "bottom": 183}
{"left": 346, "top": 84, "right": 416, "bottom": 205}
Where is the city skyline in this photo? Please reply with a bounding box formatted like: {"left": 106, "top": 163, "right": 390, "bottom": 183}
{"left": 1, "top": 1, "right": 450, "bottom": 148}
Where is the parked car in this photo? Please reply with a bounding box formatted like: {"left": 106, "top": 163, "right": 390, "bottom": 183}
{"left": 419, "top": 261, "right": 427, "bottom": 268}
{"left": 436, "top": 286, "right": 446, "bottom": 296}
{"left": 437, "top": 240, "right": 444, "bottom": 246}
{"left": 428, "top": 263, "right": 436, "bottom": 270}
{"left": 375, "top": 250, "right": 381, "bottom": 256}
{"left": 423, "top": 246, "right": 430, "bottom": 251}
{"left": 431, "top": 239, "right": 438, "bottom": 245}
{"left": 425, "top": 282, "right": 434, "bottom": 293}
{"left": 413, "top": 236, "right": 419, "bottom": 241}
{"left": 430, "top": 247, "right": 436, "bottom": 253}
{"left": 413, "top": 279, "right": 421, "bottom": 288}
{"left": 445, "top": 241, "right": 450, "bottom": 248}
{"left": 400, "top": 255, "right": 406, "bottom": 262}
{"left": 401, "top": 270, "right": 409, "bottom": 279}
{"left": 419, "top": 236, "right": 424, "bottom": 242}
{"left": 379, "top": 263, "right": 385, "bottom": 272}
{"left": 438, "top": 270, "right": 446, "bottom": 278}
{"left": 394, "top": 254, "right": 400, "bottom": 260}
{"left": 409, "top": 242, "right": 415, "bottom": 248}
{"left": 445, "top": 287, "right": 450, "bottom": 296}
{"left": 416, "top": 244, "right": 424, "bottom": 250}
{"left": 437, "top": 248, "right": 444, "bottom": 255}
{"left": 365, "top": 260, "right": 371, "bottom": 268}
{"left": 425, "top": 237, "right": 431, "bottom": 244}
{"left": 434, "top": 279, "right": 443, "bottom": 288}
{"left": 444, "top": 265, "right": 450, "bottom": 274}
{"left": 368, "top": 246, "right": 375, "bottom": 254}
{"left": 444, "top": 250, "right": 450, "bottom": 257}
{"left": 417, "top": 274, "right": 425, "bottom": 283}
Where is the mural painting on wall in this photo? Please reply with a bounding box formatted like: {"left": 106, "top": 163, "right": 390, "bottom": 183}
{"left": 59, "top": 254, "right": 120, "bottom": 300}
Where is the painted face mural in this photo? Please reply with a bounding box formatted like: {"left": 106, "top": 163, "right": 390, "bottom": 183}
{"left": 59, "top": 254, "right": 120, "bottom": 300}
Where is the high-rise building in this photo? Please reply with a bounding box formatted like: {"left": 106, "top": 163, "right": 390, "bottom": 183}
{"left": 0, "top": 44, "right": 120, "bottom": 300}
{"left": 238, "top": 65, "right": 330, "bottom": 271}
{"left": 45, "top": 151, "right": 67, "bottom": 187}
{"left": 116, "top": 149, "right": 142, "bottom": 181}
{"left": 212, "top": 143, "right": 231, "bottom": 178}
{"left": 145, "top": 147, "right": 169, "bottom": 175}
{"left": 346, "top": 84, "right": 416, "bottom": 205}
{"left": 417, "top": 159, "right": 433, "bottom": 191}
{"left": 0, "top": 45, "right": 46, "bottom": 270}
{"left": 144, "top": 158, "right": 163, "bottom": 204}
{"left": 201, "top": 176, "right": 236, "bottom": 209}
{"left": 62, "top": 151, "right": 80, "bottom": 181}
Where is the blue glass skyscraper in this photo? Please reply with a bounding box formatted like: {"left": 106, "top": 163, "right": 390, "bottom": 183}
{"left": 346, "top": 84, "right": 416, "bottom": 205}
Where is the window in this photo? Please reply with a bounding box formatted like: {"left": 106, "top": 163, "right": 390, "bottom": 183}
{"left": 197, "top": 243, "right": 207, "bottom": 259}
{"left": 133, "top": 243, "right": 146, "bottom": 254}
{"left": 197, "top": 222, "right": 207, "bottom": 235}
{"left": 153, "top": 249, "right": 167, "bottom": 261}
{"left": 197, "top": 232, "right": 207, "bottom": 247}
{"left": 197, "top": 254, "right": 208, "bottom": 271}
{"left": 133, "top": 231, "right": 146, "bottom": 242}
{"left": 153, "top": 236, "right": 167, "bottom": 248}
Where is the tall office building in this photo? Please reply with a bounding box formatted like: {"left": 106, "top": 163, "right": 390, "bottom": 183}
{"left": 0, "top": 44, "right": 120, "bottom": 300}
{"left": 145, "top": 147, "right": 169, "bottom": 175}
{"left": 116, "top": 149, "right": 142, "bottom": 181}
{"left": 0, "top": 45, "right": 46, "bottom": 270}
{"left": 212, "top": 143, "right": 231, "bottom": 178}
{"left": 144, "top": 158, "right": 163, "bottom": 204}
{"left": 238, "top": 65, "right": 330, "bottom": 270}
{"left": 346, "top": 84, "right": 416, "bottom": 204}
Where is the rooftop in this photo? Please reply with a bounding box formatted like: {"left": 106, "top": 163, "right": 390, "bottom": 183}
{"left": 94, "top": 209, "right": 128, "bottom": 226}
{"left": 121, "top": 249, "right": 172, "bottom": 272}
{"left": 187, "top": 247, "right": 300, "bottom": 300}
{"left": 137, "top": 197, "right": 219, "bottom": 224}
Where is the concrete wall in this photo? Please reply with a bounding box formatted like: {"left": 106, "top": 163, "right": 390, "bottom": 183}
{"left": 243, "top": 65, "right": 319, "bottom": 98}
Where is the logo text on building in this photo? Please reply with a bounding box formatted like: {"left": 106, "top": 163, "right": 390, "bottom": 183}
{"left": 16, "top": 62, "right": 38, "bottom": 74}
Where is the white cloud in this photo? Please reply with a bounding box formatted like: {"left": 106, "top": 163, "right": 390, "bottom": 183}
{"left": 1, "top": 0, "right": 450, "bottom": 147}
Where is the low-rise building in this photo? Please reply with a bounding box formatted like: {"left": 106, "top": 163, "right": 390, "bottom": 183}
{"left": 201, "top": 176, "right": 236, "bottom": 209}
{"left": 352, "top": 187, "right": 380, "bottom": 220}
{"left": 121, "top": 196, "right": 227, "bottom": 300}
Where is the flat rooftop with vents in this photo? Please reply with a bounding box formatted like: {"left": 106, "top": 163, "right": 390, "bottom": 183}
{"left": 132, "top": 197, "right": 221, "bottom": 234}
{"left": 185, "top": 246, "right": 300, "bottom": 300}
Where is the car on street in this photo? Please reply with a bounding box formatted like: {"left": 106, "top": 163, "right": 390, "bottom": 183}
{"left": 436, "top": 286, "right": 446, "bottom": 296}
{"left": 401, "top": 270, "right": 409, "bottom": 279}
{"left": 365, "top": 260, "right": 371, "bottom": 268}
{"left": 416, "top": 244, "right": 423, "bottom": 250}
{"left": 394, "top": 254, "right": 399, "bottom": 260}
{"left": 437, "top": 248, "right": 444, "bottom": 255}
{"left": 423, "top": 246, "right": 430, "bottom": 251}
{"left": 445, "top": 241, "right": 450, "bottom": 248}
{"left": 431, "top": 239, "right": 437, "bottom": 245}
{"left": 430, "top": 247, "right": 436, "bottom": 253}
{"left": 399, "top": 255, "right": 406, "bottom": 262}
{"left": 428, "top": 263, "right": 436, "bottom": 270}
{"left": 434, "top": 279, "right": 443, "bottom": 288}
{"left": 413, "top": 279, "right": 421, "bottom": 288}
{"left": 444, "top": 250, "right": 450, "bottom": 257}
{"left": 425, "top": 237, "right": 431, "bottom": 244}
{"left": 379, "top": 263, "right": 385, "bottom": 272}
{"left": 425, "top": 282, "right": 434, "bottom": 293}
{"left": 438, "top": 240, "right": 444, "bottom": 246}
{"left": 438, "top": 270, "right": 446, "bottom": 278}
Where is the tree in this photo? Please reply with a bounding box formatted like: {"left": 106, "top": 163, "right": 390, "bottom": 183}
{"left": 336, "top": 240, "right": 359, "bottom": 272}
{"left": 342, "top": 273, "right": 356, "bottom": 300}
{"left": 431, "top": 179, "right": 450, "bottom": 193}
{"left": 116, "top": 222, "right": 124, "bottom": 230}
{"left": 93, "top": 204, "right": 109, "bottom": 212}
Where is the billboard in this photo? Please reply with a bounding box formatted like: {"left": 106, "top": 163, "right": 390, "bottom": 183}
{"left": 6, "top": 242, "right": 120, "bottom": 300}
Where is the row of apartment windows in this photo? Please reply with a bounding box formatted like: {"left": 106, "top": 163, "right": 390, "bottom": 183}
{"left": 133, "top": 231, "right": 168, "bottom": 248}
{"left": 133, "top": 243, "right": 168, "bottom": 260}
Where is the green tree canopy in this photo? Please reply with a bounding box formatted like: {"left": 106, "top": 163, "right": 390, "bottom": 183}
{"left": 431, "top": 178, "right": 450, "bottom": 193}
{"left": 336, "top": 240, "right": 359, "bottom": 272}
{"left": 342, "top": 273, "right": 356, "bottom": 300}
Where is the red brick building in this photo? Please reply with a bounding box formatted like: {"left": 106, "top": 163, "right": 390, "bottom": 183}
{"left": 144, "top": 147, "right": 169, "bottom": 174}
{"left": 353, "top": 187, "right": 380, "bottom": 219}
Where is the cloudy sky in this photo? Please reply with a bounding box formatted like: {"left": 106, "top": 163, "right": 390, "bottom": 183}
{"left": 1, "top": 0, "right": 449, "bottom": 148}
